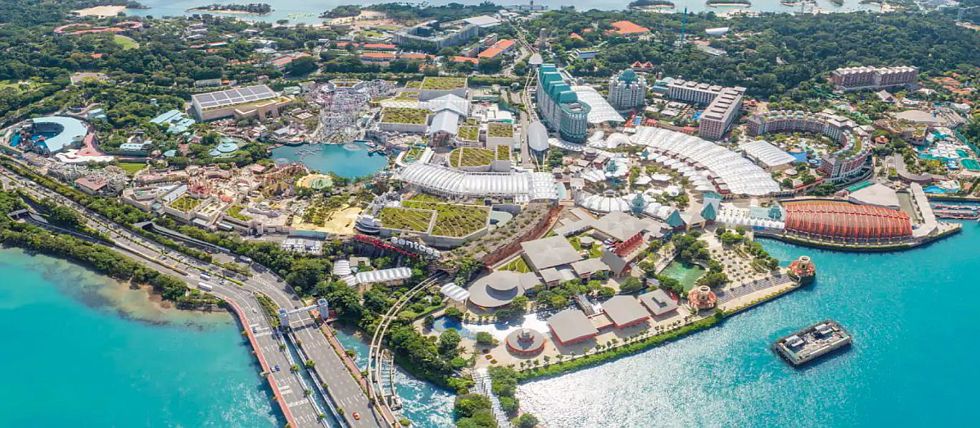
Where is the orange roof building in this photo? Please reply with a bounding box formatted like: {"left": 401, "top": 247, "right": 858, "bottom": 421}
{"left": 609, "top": 20, "right": 650, "bottom": 36}
{"left": 399, "top": 53, "right": 432, "bottom": 61}
{"left": 477, "top": 39, "right": 515, "bottom": 59}
{"left": 362, "top": 43, "right": 397, "bottom": 51}
{"left": 360, "top": 52, "right": 395, "bottom": 62}
{"left": 451, "top": 56, "right": 479, "bottom": 64}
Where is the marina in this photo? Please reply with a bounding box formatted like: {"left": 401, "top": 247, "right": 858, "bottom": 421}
{"left": 270, "top": 142, "right": 388, "bottom": 179}
{"left": 772, "top": 320, "right": 852, "bottom": 366}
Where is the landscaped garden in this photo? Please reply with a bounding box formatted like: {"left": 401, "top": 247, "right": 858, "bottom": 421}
{"left": 496, "top": 145, "right": 510, "bottom": 161}
{"left": 380, "top": 107, "right": 428, "bottom": 125}
{"left": 170, "top": 195, "right": 201, "bottom": 212}
{"left": 402, "top": 195, "right": 490, "bottom": 237}
{"left": 487, "top": 123, "right": 514, "bottom": 139}
{"left": 458, "top": 125, "right": 479, "bottom": 142}
{"left": 420, "top": 76, "right": 467, "bottom": 90}
{"left": 448, "top": 147, "right": 495, "bottom": 168}
{"left": 226, "top": 205, "right": 251, "bottom": 221}
{"left": 378, "top": 206, "right": 434, "bottom": 232}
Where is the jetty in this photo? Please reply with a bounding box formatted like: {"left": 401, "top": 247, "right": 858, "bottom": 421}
{"left": 773, "top": 320, "right": 852, "bottom": 366}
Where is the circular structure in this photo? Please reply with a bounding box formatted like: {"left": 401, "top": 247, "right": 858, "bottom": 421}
{"left": 209, "top": 139, "right": 240, "bottom": 157}
{"left": 527, "top": 121, "right": 549, "bottom": 152}
{"left": 467, "top": 271, "right": 528, "bottom": 309}
{"left": 296, "top": 173, "right": 334, "bottom": 190}
{"left": 11, "top": 116, "right": 88, "bottom": 154}
{"left": 505, "top": 328, "right": 546, "bottom": 356}
{"left": 687, "top": 285, "right": 718, "bottom": 311}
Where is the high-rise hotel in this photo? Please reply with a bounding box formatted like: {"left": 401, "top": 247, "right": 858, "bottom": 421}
{"left": 607, "top": 69, "right": 647, "bottom": 111}
{"left": 536, "top": 64, "right": 590, "bottom": 143}
{"left": 667, "top": 79, "right": 745, "bottom": 140}
{"left": 829, "top": 66, "right": 918, "bottom": 91}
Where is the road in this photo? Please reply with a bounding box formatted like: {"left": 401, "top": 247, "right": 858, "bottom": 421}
{"left": 0, "top": 163, "right": 385, "bottom": 428}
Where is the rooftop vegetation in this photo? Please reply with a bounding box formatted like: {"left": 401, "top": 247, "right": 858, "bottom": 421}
{"left": 448, "top": 147, "right": 494, "bottom": 168}
{"left": 170, "top": 195, "right": 201, "bottom": 212}
{"left": 457, "top": 125, "right": 479, "bottom": 141}
{"left": 495, "top": 145, "right": 510, "bottom": 161}
{"left": 403, "top": 197, "right": 490, "bottom": 237}
{"left": 420, "top": 76, "right": 467, "bottom": 90}
{"left": 226, "top": 205, "right": 250, "bottom": 221}
{"left": 487, "top": 122, "right": 514, "bottom": 138}
{"left": 404, "top": 80, "right": 423, "bottom": 89}
{"left": 378, "top": 206, "right": 434, "bottom": 232}
{"left": 380, "top": 107, "right": 429, "bottom": 125}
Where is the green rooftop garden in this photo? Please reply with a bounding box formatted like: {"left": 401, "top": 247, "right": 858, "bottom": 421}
{"left": 380, "top": 107, "right": 429, "bottom": 125}
{"left": 458, "top": 125, "right": 479, "bottom": 141}
{"left": 403, "top": 197, "right": 490, "bottom": 238}
{"left": 487, "top": 123, "right": 514, "bottom": 138}
{"left": 378, "top": 207, "right": 434, "bottom": 232}
{"left": 496, "top": 145, "right": 510, "bottom": 161}
{"left": 170, "top": 195, "right": 201, "bottom": 212}
{"left": 395, "top": 91, "right": 420, "bottom": 100}
{"left": 420, "top": 76, "right": 467, "bottom": 90}
{"left": 226, "top": 205, "right": 251, "bottom": 221}
{"left": 404, "top": 80, "right": 423, "bottom": 89}
{"left": 448, "top": 147, "right": 495, "bottom": 168}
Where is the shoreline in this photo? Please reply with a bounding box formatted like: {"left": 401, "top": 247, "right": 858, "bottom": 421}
{"left": 756, "top": 224, "right": 962, "bottom": 252}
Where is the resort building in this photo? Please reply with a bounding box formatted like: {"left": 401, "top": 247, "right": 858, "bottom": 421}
{"left": 829, "top": 66, "right": 918, "bottom": 92}
{"left": 746, "top": 110, "right": 872, "bottom": 184}
{"left": 505, "top": 329, "right": 546, "bottom": 356}
{"left": 608, "top": 20, "right": 651, "bottom": 37}
{"left": 547, "top": 309, "right": 599, "bottom": 346}
{"left": 425, "top": 94, "right": 469, "bottom": 144}
{"left": 632, "top": 127, "right": 781, "bottom": 196}
{"left": 607, "top": 69, "right": 647, "bottom": 111}
{"left": 396, "top": 163, "right": 559, "bottom": 203}
{"left": 638, "top": 289, "right": 679, "bottom": 317}
{"left": 601, "top": 295, "right": 650, "bottom": 328}
{"left": 477, "top": 39, "right": 516, "bottom": 60}
{"left": 739, "top": 140, "right": 796, "bottom": 172}
{"left": 536, "top": 64, "right": 590, "bottom": 143}
{"left": 393, "top": 20, "right": 479, "bottom": 51}
{"left": 520, "top": 235, "right": 583, "bottom": 275}
{"left": 467, "top": 270, "right": 540, "bottom": 309}
{"left": 687, "top": 285, "right": 718, "bottom": 312}
{"left": 419, "top": 76, "right": 468, "bottom": 101}
{"left": 665, "top": 79, "right": 745, "bottom": 140}
{"left": 190, "top": 85, "right": 292, "bottom": 121}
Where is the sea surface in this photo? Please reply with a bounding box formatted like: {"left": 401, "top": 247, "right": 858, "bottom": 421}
{"left": 516, "top": 221, "right": 980, "bottom": 426}
{"left": 270, "top": 142, "right": 388, "bottom": 179}
{"left": 0, "top": 248, "right": 282, "bottom": 427}
{"left": 128, "top": 0, "right": 879, "bottom": 25}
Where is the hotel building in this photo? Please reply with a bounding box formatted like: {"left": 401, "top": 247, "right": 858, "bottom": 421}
{"left": 607, "top": 69, "right": 647, "bottom": 111}
{"left": 536, "top": 64, "right": 590, "bottom": 143}
{"left": 829, "top": 66, "right": 918, "bottom": 92}
{"left": 666, "top": 79, "right": 744, "bottom": 140}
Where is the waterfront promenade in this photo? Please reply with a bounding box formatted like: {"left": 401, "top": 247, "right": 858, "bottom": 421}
{"left": 0, "top": 164, "right": 384, "bottom": 428}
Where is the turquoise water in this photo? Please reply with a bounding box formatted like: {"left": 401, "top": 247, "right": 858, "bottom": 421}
{"left": 128, "top": 0, "right": 877, "bottom": 25}
{"left": 517, "top": 222, "right": 980, "bottom": 426}
{"left": 333, "top": 327, "right": 455, "bottom": 427}
{"left": 660, "top": 260, "right": 706, "bottom": 291}
{"left": 0, "top": 248, "right": 282, "bottom": 427}
{"left": 270, "top": 143, "right": 388, "bottom": 179}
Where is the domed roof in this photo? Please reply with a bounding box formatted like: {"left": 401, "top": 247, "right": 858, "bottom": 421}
{"left": 527, "top": 121, "right": 549, "bottom": 152}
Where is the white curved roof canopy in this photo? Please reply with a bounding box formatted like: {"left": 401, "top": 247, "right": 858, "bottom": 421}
{"left": 630, "top": 127, "right": 780, "bottom": 196}
{"left": 527, "top": 121, "right": 549, "bottom": 152}
{"left": 398, "top": 163, "right": 558, "bottom": 201}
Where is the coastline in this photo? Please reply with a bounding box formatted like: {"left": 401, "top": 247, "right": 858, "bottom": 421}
{"left": 756, "top": 224, "right": 962, "bottom": 252}
{"left": 186, "top": 7, "right": 270, "bottom": 16}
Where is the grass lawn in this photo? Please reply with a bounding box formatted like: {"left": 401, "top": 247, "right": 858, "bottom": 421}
{"left": 116, "top": 162, "right": 146, "bottom": 176}
{"left": 113, "top": 35, "right": 139, "bottom": 50}
{"left": 500, "top": 256, "right": 530, "bottom": 273}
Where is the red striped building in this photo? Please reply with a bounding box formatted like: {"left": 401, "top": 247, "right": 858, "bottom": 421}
{"left": 783, "top": 201, "right": 912, "bottom": 241}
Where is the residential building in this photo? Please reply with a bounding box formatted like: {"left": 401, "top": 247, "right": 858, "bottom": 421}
{"left": 666, "top": 79, "right": 744, "bottom": 140}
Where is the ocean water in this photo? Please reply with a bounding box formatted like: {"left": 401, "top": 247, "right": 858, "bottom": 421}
{"left": 0, "top": 248, "right": 282, "bottom": 427}
{"left": 128, "top": 0, "right": 878, "bottom": 25}
{"left": 333, "top": 327, "right": 456, "bottom": 428}
{"left": 270, "top": 143, "right": 388, "bottom": 179}
{"left": 516, "top": 222, "right": 980, "bottom": 427}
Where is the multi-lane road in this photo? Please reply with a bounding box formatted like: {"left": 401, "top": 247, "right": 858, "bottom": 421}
{"left": 0, "top": 163, "right": 386, "bottom": 428}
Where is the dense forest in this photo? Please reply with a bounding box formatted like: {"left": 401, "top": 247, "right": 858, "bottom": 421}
{"left": 529, "top": 10, "right": 980, "bottom": 99}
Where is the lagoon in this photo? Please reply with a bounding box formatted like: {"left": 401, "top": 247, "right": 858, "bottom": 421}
{"left": 0, "top": 248, "right": 282, "bottom": 427}
{"left": 270, "top": 142, "right": 388, "bottom": 179}
{"left": 516, "top": 222, "right": 980, "bottom": 426}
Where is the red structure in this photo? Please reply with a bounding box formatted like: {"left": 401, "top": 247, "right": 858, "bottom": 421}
{"left": 353, "top": 234, "right": 416, "bottom": 258}
{"left": 613, "top": 232, "right": 644, "bottom": 257}
{"left": 783, "top": 201, "right": 912, "bottom": 241}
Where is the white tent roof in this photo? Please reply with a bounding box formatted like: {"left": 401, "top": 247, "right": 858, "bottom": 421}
{"left": 439, "top": 282, "right": 470, "bottom": 302}
{"left": 353, "top": 267, "right": 413, "bottom": 284}
{"left": 572, "top": 86, "right": 625, "bottom": 124}
{"left": 398, "top": 163, "right": 558, "bottom": 201}
{"left": 631, "top": 127, "right": 780, "bottom": 196}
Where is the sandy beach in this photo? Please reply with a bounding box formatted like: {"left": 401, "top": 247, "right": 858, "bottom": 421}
{"left": 74, "top": 5, "right": 127, "bottom": 17}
